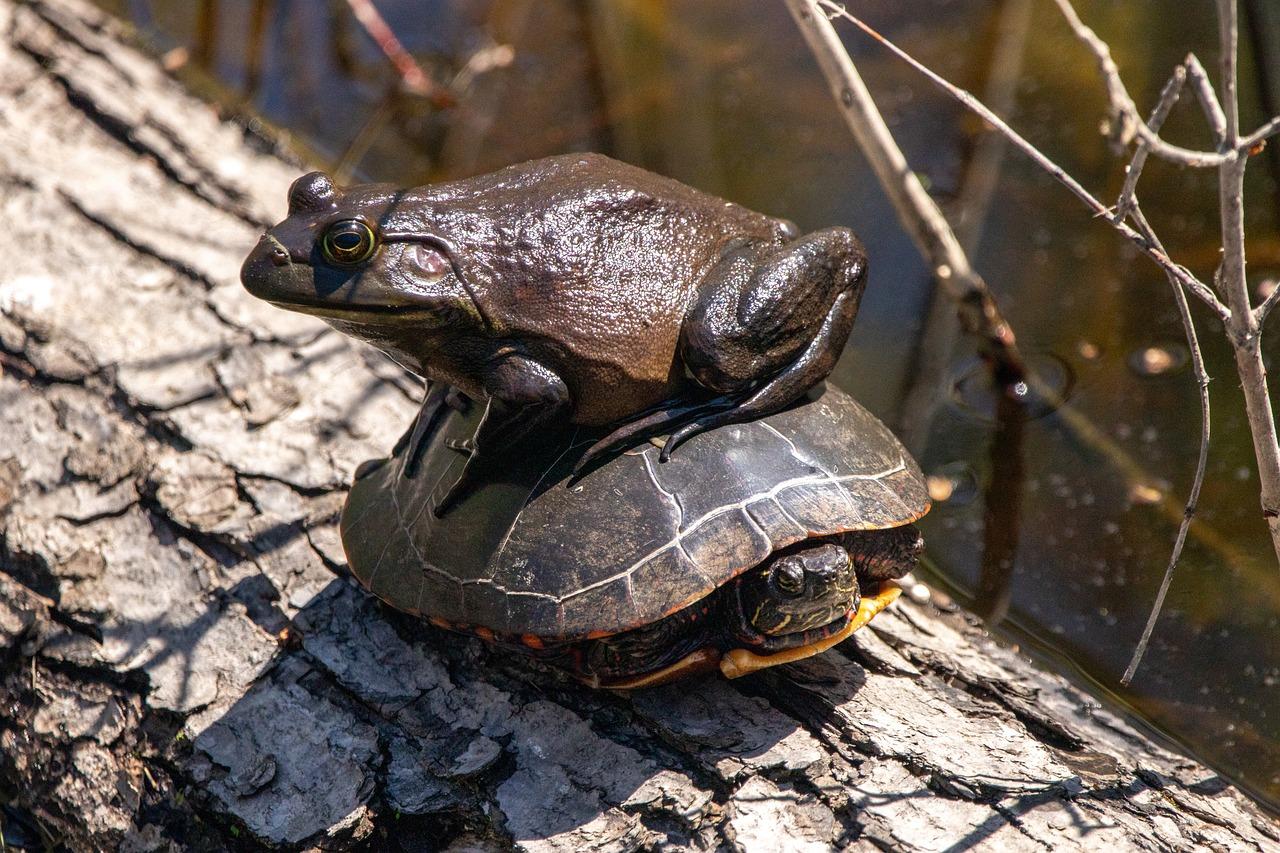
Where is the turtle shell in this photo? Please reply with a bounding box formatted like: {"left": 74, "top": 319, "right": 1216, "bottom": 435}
{"left": 340, "top": 383, "right": 929, "bottom": 640}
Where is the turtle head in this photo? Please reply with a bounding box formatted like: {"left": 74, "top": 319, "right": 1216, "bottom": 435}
{"left": 729, "top": 541, "right": 859, "bottom": 646}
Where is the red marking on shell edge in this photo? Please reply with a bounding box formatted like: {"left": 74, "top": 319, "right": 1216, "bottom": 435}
{"left": 585, "top": 629, "right": 613, "bottom": 640}
{"left": 428, "top": 616, "right": 454, "bottom": 630}
{"left": 474, "top": 626, "right": 495, "bottom": 641}
{"left": 521, "top": 634, "right": 547, "bottom": 649}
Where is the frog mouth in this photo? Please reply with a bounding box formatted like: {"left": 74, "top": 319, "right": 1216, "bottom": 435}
{"left": 266, "top": 299, "right": 440, "bottom": 323}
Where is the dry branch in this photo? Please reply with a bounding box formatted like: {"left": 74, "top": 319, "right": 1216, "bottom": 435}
{"left": 793, "top": 0, "right": 1280, "bottom": 686}
{"left": 814, "top": 1, "right": 1231, "bottom": 323}
{"left": 782, "top": 0, "right": 1025, "bottom": 383}
{"left": 811, "top": 0, "right": 1280, "bottom": 581}
{"left": 343, "top": 0, "right": 454, "bottom": 108}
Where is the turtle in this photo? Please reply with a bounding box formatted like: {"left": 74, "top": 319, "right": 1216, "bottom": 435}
{"left": 340, "top": 382, "right": 930, "bottom": 688}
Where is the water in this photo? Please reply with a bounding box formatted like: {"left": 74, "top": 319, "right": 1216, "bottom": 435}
{"left": 97, "top": 0, "right": 1280, "bottom": 808}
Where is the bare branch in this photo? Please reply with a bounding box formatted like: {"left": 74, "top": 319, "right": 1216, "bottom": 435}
{"left": 1122, "top": 206, "right": 1212, "bottom": 684}
{"left": 1183, "top": 54, "right": 1228, "bottom": 144}
{"left": 1115, "top": 67, "right": 1186, "bottom": 224}
{"left": 1110, "top": 60, "right": 1214, "bottom": 681}
{"left": 1183, "top": 49, "right": 1279, "bottom": 154}
{"left": 1218, "top": 0, "right": 1240, "bottom": 143}
{"left": 783, "top": 0, "right": 1025, "bottom": 380}
{"left": 1255, "top": 282, "right": 1280, "bottom": 326}
{"left": 815, "top": 1, "right": 1232, "bottom": 324}
{"left": 1051, "top": 0, "right": 1231, "bottom": 167}
{"left": 1240, "top": 115, "right": 1280, "bottom": 152}
{"left": 343, "top": 0, "right": 455, "bottom": 108}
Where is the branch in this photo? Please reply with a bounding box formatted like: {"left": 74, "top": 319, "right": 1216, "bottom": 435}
{"left": 784, "top": 0, "right": 1025, "bottom": 381}
{"left": 1121, "top": 197, "right": 1212, "bottom": 682}
{"left": 1115, "top": 66, "right": 1186, "bottom": 224}
{"left": 1183, "top": 53, "right": 1228, "bottom": 144}
{"left": 1051, "top": 0, "right": 1231, "bottom": 166}
{"left": 1240, "top": 115, "right": 1280, "bottom": 151}
{"left": 815, "top": 1, "right": 1232, "bottom": 324}
{"left": 343, "top": 0, "right": 455, "bottom": 108}
{"left": 1213, "top": 0, "right": 1280, "bottom": 563}
{"left": 1218, "top": 0, "right": 1240, "bottom": 143}
{"left": 1056, "top": 0, "right": 1280, "bottom": 157}
{"left": 1255, "top": 281, "right": 1280, "bottom": 326}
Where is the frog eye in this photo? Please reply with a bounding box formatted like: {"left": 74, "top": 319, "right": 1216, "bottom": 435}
{"left": 321, "top": 220, "right": 378, "bottom": 266}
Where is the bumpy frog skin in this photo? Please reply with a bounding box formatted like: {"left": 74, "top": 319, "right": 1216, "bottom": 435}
{"left": 241, "top": 153, "right": 867, "bottom": 514}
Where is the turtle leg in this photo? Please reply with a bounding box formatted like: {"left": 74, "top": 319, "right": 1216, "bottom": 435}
{"left": 843, "top": 525, "right": 924, "bottom": 583}
{"left": 430, "top": 352, "right": 570, "bottom": 517}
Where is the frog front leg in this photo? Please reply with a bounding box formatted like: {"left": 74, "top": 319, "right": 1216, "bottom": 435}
{"left": 429, "top": 351, "right": 570, "bottom": 517}
{"left": 581, "top": 228, "right": 865, "bottom": 467}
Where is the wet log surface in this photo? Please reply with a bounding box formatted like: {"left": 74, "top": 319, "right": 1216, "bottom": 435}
{"left": 0, "top": 1, "right": 1277, "bottom": 850}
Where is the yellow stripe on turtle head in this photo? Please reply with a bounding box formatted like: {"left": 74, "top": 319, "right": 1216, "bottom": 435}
{"left": 719, "top": 582, "right": 902, "bottom": 679}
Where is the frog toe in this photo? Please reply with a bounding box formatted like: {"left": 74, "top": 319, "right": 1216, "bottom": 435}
{"left": 659, "top": 405, "right": 765, "bottom": 461}
{"left": 574, "top": 397, "right": 735, "bottom": 474}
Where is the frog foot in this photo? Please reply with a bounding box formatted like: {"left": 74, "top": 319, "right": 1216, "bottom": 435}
{"left": 573, "top": 397, "right": 736, "bottom": 475}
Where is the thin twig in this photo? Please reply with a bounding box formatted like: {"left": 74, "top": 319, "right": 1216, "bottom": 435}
{"left": 1121, "top": 182, "right": 1212, "bottom": 685}
{"left": 1120, "top": 88, "right": 1215, "bottom": 673}
{"left": 1058, "top": 0, "right": 1279, "bottom": 156}
{"left": 1051, "top": 0, "right": 1231, "bottom": 166}
{"left": 815, "top": 1, "right": 1233, "bottom": 324}
{"left": 1255, "top": 282, "right": 1280, "bottom": 325}
{"left": 1240, "top": 115, "right": 1280, "bottom": 151}
{"left": 343, "top": 0, "right": 455, "bottom": 108}
{"left": 783, "top": 0, "right": 1025, "bottom": 382}
{"left": 1115, "top": 67, "right": 1186, "bottom": 224}
{"left": 1184, "top": 54, "right": 1229, "bottom": 144}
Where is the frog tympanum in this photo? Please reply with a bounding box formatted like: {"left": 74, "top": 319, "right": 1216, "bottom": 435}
{"left": 241, "top": 153, "right": 867, "bottom": 514}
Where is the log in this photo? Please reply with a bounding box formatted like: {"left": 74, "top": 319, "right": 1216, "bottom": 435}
{"left": 0, "top": 1, "right": 1276, "bottom": 849}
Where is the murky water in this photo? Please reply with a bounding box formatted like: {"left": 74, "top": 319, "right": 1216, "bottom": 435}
{"left": 98, "top": 0, "right": 1280, "bottom": 807}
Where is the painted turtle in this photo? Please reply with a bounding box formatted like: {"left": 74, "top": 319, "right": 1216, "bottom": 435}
{"left": 340, "top": 383, "right": 929, "bottom": 688}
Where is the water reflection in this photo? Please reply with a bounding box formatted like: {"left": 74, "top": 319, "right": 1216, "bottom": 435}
{"left": 96, "top": 0, "right": 1280, "bottom": 807}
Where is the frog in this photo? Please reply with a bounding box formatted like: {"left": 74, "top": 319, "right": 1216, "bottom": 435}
{"left": 240, "top": 153, "right": 868, "bottom": 515}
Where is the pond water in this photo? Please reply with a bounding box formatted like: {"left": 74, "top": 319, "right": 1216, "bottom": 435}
{"left": 97, "top": 0, "right": 1280, "bottom": 809}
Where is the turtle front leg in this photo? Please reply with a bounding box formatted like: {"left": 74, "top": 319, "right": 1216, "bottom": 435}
{"left": 430, "top": 351, "right": 570, "bottom": 517}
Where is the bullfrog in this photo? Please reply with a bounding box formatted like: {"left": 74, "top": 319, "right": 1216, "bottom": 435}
{"left": 241, "top": 153, "right": 867, "bottom": 514}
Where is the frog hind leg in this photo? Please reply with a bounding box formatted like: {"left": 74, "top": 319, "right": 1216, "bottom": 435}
{"left": 661, "top": 228, "right": 866, "bottom": 459}
{"left": 430, "top": 353, "right": 570, "bottom": 517}
{"left": 574, "top": 229, "right": 865, "bottom": 471}
{"left": 572, "top": 394, "right": 733, "bottom": 475}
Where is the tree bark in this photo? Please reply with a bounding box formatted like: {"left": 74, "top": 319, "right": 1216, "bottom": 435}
{"left": 0, "top": 1, "right": 1276, "bottom": 850}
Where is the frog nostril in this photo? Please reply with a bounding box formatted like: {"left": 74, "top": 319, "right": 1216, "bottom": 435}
{"left": 270, "top": 246, "right": 290, "bottom": 267}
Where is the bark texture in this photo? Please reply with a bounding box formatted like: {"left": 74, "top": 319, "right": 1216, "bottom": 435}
{"left": 0, "top": 1, "right": 1277, "bottom": 850}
